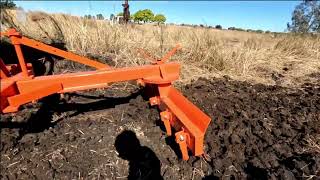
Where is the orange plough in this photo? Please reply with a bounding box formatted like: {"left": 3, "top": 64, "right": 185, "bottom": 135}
{"left": 0, "top": 29, "right": 211, "bottom": 160}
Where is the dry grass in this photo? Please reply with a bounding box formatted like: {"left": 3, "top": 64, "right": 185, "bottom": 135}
{"left": 306, "top": 135, "right": 320, "bottom": 154}
{"left": 1, "top": 9, "right": 320, "bottom": 85}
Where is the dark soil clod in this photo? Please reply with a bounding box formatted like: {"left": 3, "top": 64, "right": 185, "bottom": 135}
{"left": 1, "top": 78, "right": 319, "bottom": 179}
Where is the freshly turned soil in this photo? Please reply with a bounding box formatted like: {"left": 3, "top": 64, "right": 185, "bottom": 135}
{"left": 1, "top": 77, "right": 319, "bottom": 179}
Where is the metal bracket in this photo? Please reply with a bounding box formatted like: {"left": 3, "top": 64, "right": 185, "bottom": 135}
{"left": 175, "top": 131, "right": 189, "bottom": 160}
{"left": 150, "top": 96, "right": 161, "bottom": 106}
{"left": 160, "top": 110, "right": 173, "bottom": 136}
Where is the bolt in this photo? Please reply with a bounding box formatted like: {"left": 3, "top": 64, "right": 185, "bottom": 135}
{"left": 179, "top": 135, "right": 184, "bottom": 141}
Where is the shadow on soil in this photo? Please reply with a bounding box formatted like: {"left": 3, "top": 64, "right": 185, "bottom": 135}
{"left": 0, "top": 90, "right": 142, "bottom": 135}
{"left": 115, "top": 130, "right": 163, "bottom": 180}
{"left": 60, "top": 90, "right": 142, "bottom": 117}
{"left": 0, "top": 95, "right": 59, "bottom": 133}
{"left": 1, "top": 76, "right": 319, "bottom": 179}
{"left": 0, "top": 88, "right": 186, "bottom": 161}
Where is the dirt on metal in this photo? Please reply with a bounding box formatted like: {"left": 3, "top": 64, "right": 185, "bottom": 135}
{"left": 1, "top": 77, "right": 320, "bottom": 179}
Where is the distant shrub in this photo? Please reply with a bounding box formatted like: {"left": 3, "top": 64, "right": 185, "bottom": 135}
{"left": 200, "top": 24, "right": 204, "bottom": 28}
{"left": 215, "top": 25, "right": 222, "bottom": 29}
{"left": 255, "top": 30, "right": 264, "bottom": 33}
{"left": 228, "top": 27, "right": 244, "bottom": 31}
{"left": 265, "top": 30, "right": 271, "bottom": 33}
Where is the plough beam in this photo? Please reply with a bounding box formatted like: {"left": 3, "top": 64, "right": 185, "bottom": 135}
{"left": 0, "top": 29, "right": 211, "bottom": 160}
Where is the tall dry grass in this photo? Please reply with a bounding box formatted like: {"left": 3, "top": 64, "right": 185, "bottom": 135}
{"left": 1, "top": 9, "right": 320, "bottom": 86}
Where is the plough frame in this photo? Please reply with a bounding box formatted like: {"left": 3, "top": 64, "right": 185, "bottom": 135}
{"left": 0, "top": 29, "right": 211, "bottom": 160}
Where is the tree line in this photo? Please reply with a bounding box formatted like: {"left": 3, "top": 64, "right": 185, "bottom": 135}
{"left": 84, "top": 9, "right": 166, "bottom": 25}
{"left": 131, "top": 9, "right": 166, "bottom": 24}
{"left": 2, "top": 0, "right": 319, "bottom": 33}
{"left": 110, "top": 9, "right": 166, "bottom": 25}
{"left": 81, "top": 1, "right": 320, "bottom": 33}
{"left": 83, "top": 14, "right": 105, "bottom": 20}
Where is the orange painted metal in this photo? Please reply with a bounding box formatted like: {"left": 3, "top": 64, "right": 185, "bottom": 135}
{"left": 0, "top": 58, "right": 10, "bottom": 78}
{"left": 158, "top": 44, "right": 181, "bottom": 64}
{"left": 0, "top": 32, "right": 9, "bottom": 36}
{"left": 175, "top": 131, "right": 190, "bottom": 160}
{"left": 150, "top": 96, "right": 161, "bottom": 106}
{"left": 0, "top": 81, "right": 18, "bottom": 112}
{"left": 0, "top": 29, "right": 211, "bottom": 160}
{"left": 0, "top": 69, "right": 8, "bottom": 79}
{"left": 10, "top": 36, "right": 29, "bottom": 77}
{"left": 8, "top": 83, "right": 62, "bottom": 107}
{"left": 137, "top": 44, "right": 181, "bottom": 65}
{"left": 6, "top": 29, "right": 109, "bottom": 70}
{"left": 137, "top": 48, "right": 157, "bottom": 63}
{"left": 15, "top": 63, "right": 180, "bottom": 94}
{"left": 160, "top": 110, "right": 173, "bottom": 136}
{"left": 155, "top": 84, "right": 211, "bottom": 157}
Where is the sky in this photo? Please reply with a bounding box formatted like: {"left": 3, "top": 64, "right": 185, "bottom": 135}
{"left": 14, "top": 1, "right": 301, "bottom": 32}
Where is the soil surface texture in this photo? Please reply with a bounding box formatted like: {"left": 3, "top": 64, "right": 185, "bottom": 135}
{"left": 1, "top": 77, "right": 319, "bottom": 179}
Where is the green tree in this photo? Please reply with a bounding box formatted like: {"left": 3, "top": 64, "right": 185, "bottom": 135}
{"left": 133, "top": 9, "right": 154, "bottom": 23}
{"left": 153, "top": 14, "right": 166, "bottom": 25}
{"left": 117, "top": 12, "right": 124, "bottom": 16}
{"left": 287, "top": 0, "right": 320, "bottom": 33}
{"left": 84, "top": 14, "right": 93, "bottom": 19}
{"left": 133, "top": 10, "right": 143, "bottom": 23}
{"left": 96, "top": 14, "right": 104, "bottom": 20}
{"left": 110, "top": 14, "right": 115, "bottom": 20}
{"left": 215, "top": 25, "right": 222, "bottom": 29}
{"left": 0, "top": 0, "right": 16, "bottom": 9}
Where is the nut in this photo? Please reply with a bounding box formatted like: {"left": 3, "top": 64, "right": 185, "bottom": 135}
{"left": 179, "top": 135, "right": 185, "bottom": 141}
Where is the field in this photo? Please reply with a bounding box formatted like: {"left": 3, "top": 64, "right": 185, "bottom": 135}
{"left": 1, "top": 9, "right": 320, "bottom": 179}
